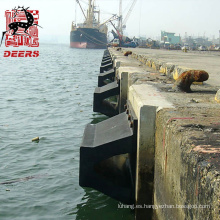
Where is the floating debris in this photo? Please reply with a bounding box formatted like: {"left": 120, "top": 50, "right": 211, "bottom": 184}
{"left": 32, "top": 137, "right": 39, "bottom": 142}
{"left": 0, "top": 174, "right": 47, "bottom": 185}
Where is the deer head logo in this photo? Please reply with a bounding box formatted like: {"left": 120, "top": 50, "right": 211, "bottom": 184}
{"left": 0, "top": 6, "right": 42, "bottom": 46}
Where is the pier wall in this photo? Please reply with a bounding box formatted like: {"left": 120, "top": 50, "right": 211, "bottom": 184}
{"left": 109, "top": 48, "right": 220, "bottom": 220}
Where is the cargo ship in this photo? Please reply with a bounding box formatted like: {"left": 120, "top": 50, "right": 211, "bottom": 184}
{"left": 70, "top": 0, "right": 108, "bottom": 49}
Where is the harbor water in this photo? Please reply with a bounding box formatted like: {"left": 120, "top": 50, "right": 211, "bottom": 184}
{"left": 0, "top": 44, "right": 134, "bottom": 220}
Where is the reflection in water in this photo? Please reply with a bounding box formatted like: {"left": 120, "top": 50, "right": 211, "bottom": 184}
{"left": 74, "top": 188, "right": 134, "bottom": 220}
{"left": 74, "top": 114, "right": 134, "bottom": 220}
{"left": 0, "top": 45, "right": 134, "bottom": 219}
{"left": 90, "top": 113, "right": 109, "bottom": 124}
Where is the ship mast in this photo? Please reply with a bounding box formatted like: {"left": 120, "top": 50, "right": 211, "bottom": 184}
{"left": 87, "top": 0, "right": 94, "bottom": 28}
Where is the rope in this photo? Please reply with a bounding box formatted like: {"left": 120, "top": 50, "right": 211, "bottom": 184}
{"left": 79, "top": 29, "right": 106, "bottom": 46}
{"left": 78, "top": 28, "right": 107, "bottom": 46}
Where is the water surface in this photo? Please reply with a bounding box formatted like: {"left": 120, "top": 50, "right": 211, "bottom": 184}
{"left": 0, "top": 44, "right": 134, "bottom": 220}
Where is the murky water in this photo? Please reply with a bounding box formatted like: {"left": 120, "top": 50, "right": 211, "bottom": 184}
{"left": 0, "top": 44, "right": 134, "bottom": 220}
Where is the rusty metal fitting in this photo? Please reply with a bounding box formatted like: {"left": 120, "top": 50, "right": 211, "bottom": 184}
{"left": 130, "top": 121, "right": 134, "bottom": 128}
{"left": 172, "top": 70, "right": 209, "bottom": 92}
{"left": 124, "top": 51, "right": 132, "bottom": 56}
{"left": 128, "top": 114, "right": 131, "bottom": 120}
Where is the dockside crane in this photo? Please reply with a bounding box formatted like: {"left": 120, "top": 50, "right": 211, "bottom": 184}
{"left": 122, "top": 0, "right": 137, "bottom": 31}
{"left": 110, "top": 0, "right": 137, "bottom": 47}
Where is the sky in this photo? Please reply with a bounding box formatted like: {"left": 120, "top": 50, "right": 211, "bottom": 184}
{"left": 0, "top": 0, "right": 220, "bottom": 44}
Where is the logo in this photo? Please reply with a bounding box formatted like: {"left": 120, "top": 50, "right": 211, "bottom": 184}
{"left": 1, "top": 6, "right": 42, "bottom": 57}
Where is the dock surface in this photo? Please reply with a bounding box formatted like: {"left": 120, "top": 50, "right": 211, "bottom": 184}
{"left": 126, "top": 48, "right": 220, "bottom": 87}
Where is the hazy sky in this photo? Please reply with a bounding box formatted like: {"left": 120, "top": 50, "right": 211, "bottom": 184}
{"left": 0, "top": 0, "right": 220, "bottom": 43}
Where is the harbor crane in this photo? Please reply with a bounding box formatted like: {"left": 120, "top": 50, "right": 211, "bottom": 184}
{"left": 117, "top": 0, "right": 137, "bottom": 34}
{"left": 122, "top": 0, "right": 137, "bottom": 30}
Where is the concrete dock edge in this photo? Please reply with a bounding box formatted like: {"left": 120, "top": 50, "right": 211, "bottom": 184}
{"left": 108, "top": 47, "right": 220, "bottom": 220}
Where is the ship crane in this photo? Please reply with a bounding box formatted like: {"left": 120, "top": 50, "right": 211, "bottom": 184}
{"left": 110, "top": 20, "right": 123, "bottom": 43}
{"left": 76, "top": 0, "right": 87, "bottom": 20}
{"left": 109, "top": 0, "right": 137, "bottom": 47}
{"left": 122, "top": 0, "right": 137, "bottom": 30}
{"left": 98, "top": 14, "right": 118, "bottom": 28}
{"left": 117, "top": 0, "right": 137, "bottom": 35}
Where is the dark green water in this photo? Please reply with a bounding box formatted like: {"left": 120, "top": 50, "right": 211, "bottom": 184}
{"left": 0, "top": 44, "right": 134, "bottom": 220}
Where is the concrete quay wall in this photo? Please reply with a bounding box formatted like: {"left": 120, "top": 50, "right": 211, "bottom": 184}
{"left": 109, "top": 48, "right": 220, "bottom": 220}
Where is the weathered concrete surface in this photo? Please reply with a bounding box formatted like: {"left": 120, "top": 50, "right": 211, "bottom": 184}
{"left": 128, "top": 84, "right": 173, "bottom": 219}
{"left": 153, "top": 79, "right": 220, "bottom": 220}
{"left": 122, "top": 48, "right": 220, "bottom": 87}
{"left": 117, "top": 66, "right": 144, "bottom": 113}
{"left": 109, "top": 48, "right": 154, "bottom": 113}
{"left": 128, "top": 75, "right": 220, "bottom": 220}
{"left": 108, "top": 47, "right": 220, "bottom": 220}
{"left": 110, "top": 50, "right": 142, "bottom": 72}
{"left": 216, "top": 89, "right": 220, "bottom": 103}
{"left": 155, "top": 108, "right": 220, "bottom": 220}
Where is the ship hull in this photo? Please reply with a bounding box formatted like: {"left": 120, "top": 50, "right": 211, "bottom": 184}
{"left": 70, "top": 28, "right": 107, "bottom": 49}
